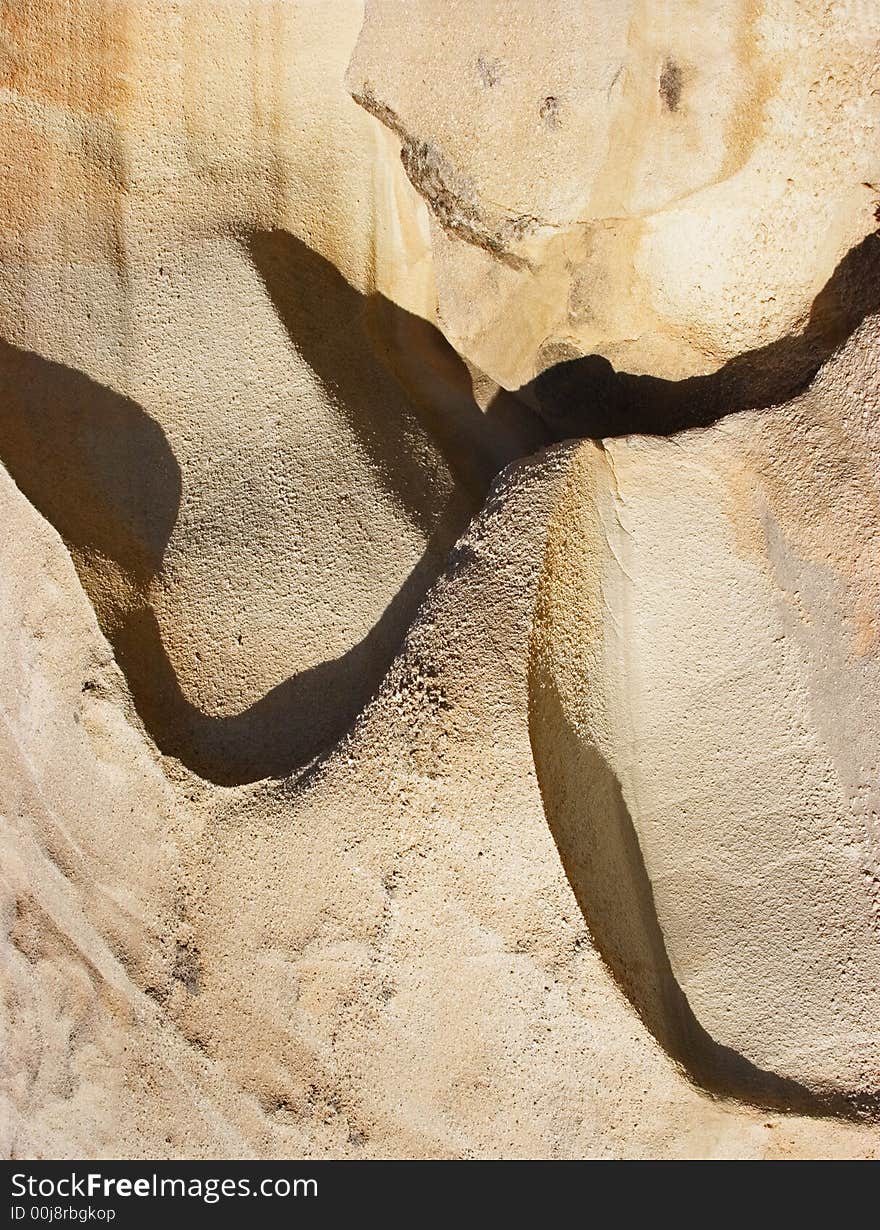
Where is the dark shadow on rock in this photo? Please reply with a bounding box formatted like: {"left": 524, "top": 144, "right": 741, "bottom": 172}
{"left": 0, "top": 339, "right": 180, "bottom": 584}
{"left": 529, "top": 681, "right": 876, "bottom": 1120}
{"left": 246, "top": 228, "right": 548, "bottom": 510}
{"left": 0, "top": 250, "right": 543, "bottom": 785}
{"left": 529, "top": 230, "right": 880, "bottom": 440}
{"left": 112, "top": 531, "right": 457, "bottom": 786}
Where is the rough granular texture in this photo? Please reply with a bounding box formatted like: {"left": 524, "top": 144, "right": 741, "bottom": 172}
{"left": 1, "top": 0, "right": 878, "bottom": 1159}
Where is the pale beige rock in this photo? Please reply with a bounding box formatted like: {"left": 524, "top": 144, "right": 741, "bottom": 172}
{"left": 349, "top": 0, "right": 880, "bottom": 390}
{"left": 0, "top": 0, "right": 544, "bottom": 785}
{"left": 1, "top": 0, "right": 879, "bottom": 1162}
{"left": 5, "top": 446, "right": 877, "bottom": 1159}
{"left": 530, "top": 313, "right": 880, "bottom": 1113}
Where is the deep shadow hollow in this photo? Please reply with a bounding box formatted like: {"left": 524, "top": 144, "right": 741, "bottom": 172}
{"left": 246, "top": 228, "right": 547, "bottom": 502}
{"left": 0, "top": 338, "right": 472, "bottom": 784}
{"left": 110, "top": 528, "right": 461, "bottom": 785}
{"left": 0, "top": 339, "right": 180, "bottom": 586}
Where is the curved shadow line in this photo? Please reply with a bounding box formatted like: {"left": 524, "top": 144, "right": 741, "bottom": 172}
{"left": 245, "top": 227, "right": 548, "bottom": 505}
{"left": 0, "top": 338, "right": 181, "bottom": 585}
{"left": 529, "top": 650, "right": 877, "bottom": 1121}
{"left": 0, "top": 251, "right": 520, "bottom": 785}
{"left": 112, "top": 527, "right": 456, "bottom": 786}
{"left": 524, "top": 228, "right": 880, "bottom": 1116}
{"left": 526, "top": 229, "right": 880, "bottom": 441}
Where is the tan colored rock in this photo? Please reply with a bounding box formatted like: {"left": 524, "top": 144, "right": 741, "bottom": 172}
{"left": 530, "top": 312, "right": 880, "bottom": 1113}
{"left": 1, "top": 0, "right": 879, "bottom": 1162}
{"left": 5, "top": 442, "right": 877, "bottom": 1159}
{"left": 349, "top": 0, "right": 880, "bottom": 390}
{"left": 0, "top": 0, "right": 544, "bottom": 784}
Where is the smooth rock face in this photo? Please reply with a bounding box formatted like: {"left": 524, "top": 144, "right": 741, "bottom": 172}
{"left": 349, "top": 0, "right": 880, "bottom": 390}
{"left": 1, "top": 1, "right": 879, "bottom": 1159}
{"left": 530, "top": 315, "right": 880, "bottom": 1113}
{"left": 0, "top": 0, "right": 545, "bottom": 784}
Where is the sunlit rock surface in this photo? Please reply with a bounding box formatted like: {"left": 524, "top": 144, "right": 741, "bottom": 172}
{"left": 349, "top": 0, "right": 880, "bottom": 390}
{"left": 529, "top": 314, "right": 880, "bottom": 1116}
{"left": 1, "top": 1, "right": 878, "bottom": 1159}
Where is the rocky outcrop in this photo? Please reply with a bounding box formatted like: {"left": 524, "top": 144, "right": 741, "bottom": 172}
{"left": 530, "top": 314, "right": 880, "bottom": 1117}
{"left": 1, "top": 0, "right": 879, "bottom": 1159}
{"left": 349, "top": 0, "right": 880, "bottom": 390}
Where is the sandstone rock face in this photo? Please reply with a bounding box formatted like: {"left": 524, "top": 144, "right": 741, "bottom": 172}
{"left": 0, "top": 0, "right": 544, "bottom": 786}
{"left": 1, "top": 1, "right": 879, "bottom": 1159}
{"left": 529, "top": 314, "right": 880, "bottom": 1115}
{"left": 349, "top": 0, "right": 880, "bottom": 390}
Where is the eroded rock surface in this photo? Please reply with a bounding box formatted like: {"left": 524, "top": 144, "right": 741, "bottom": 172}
{"left": 0, "top": 0, "right": 546, "bottom": 785}
{"left": 530, "top": 315, "right": 880, "bottom": 1115}
{"left": 349, "top": 0, "right": 880, "bottom": 390}
{"left": 1, "top": 0, "right": 879, "bottom": 1159}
